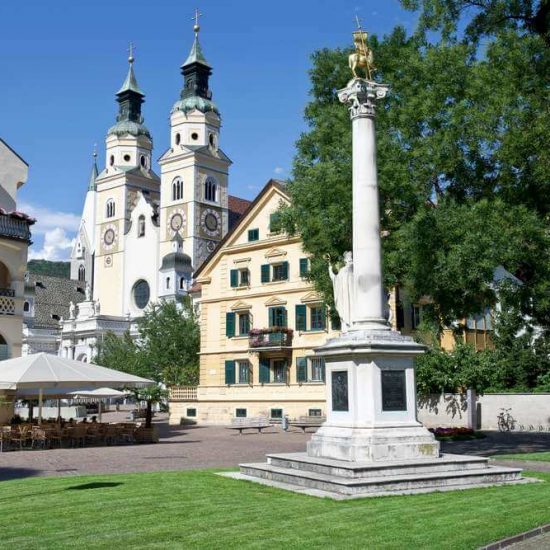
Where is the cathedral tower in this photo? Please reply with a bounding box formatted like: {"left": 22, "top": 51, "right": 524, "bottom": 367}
{"left": 93, "top": 48, "right": 161, "bottom": 317}
{"left": 158, "top": 19, "right": 231, "bottom": 275}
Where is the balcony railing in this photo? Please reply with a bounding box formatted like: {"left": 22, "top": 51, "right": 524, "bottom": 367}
{"left": 0, "top": 289, "right": 15, "bottom": 315}
{"left": 0, "top": 214, "right": 32, "bottom": 242}
{"left": 169, "top": 386, "right": 198, "bottom": 401}
{"left": 249, "top": 328, "right": 293, "bottom": 350}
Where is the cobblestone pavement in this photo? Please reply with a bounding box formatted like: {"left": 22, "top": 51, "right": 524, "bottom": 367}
{"left": 508, "top": 532, "right": 550, "bottom": 549}
{"left": 1, "top": 417, "right": 550, "bottom": 481}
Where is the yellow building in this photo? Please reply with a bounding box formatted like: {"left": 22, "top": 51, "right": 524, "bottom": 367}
{"left": 169, "top": 179, "right": 339, "bottom": 425}
{"left": 0, "top": 138, "right": 33, "bottom": 361}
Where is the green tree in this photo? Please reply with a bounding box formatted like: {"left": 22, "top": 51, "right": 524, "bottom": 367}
{"left": 279, "top": 23, "right": 550, "bottom": 331}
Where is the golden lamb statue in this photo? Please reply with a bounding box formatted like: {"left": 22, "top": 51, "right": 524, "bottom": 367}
{"left": 349, "top": 30, "right": 375, "bottom": 80}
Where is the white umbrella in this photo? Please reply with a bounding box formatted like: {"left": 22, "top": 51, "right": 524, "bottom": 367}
{"left": 68, "top": 388, "right": 130, "bottom": 422}
{"left": 0, "top": 353, "right": 153, "bottom": 422}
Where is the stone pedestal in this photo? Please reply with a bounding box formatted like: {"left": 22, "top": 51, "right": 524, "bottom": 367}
{"left": 307, "top": 330, "right": 439, "bottom": 462}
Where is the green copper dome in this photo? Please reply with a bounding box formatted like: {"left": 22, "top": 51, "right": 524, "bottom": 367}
{"left": 171, "top": 95, "right": 219, "bottom": 115}
{"left": 107, "top": 120, "right": 151, "bottom": 139}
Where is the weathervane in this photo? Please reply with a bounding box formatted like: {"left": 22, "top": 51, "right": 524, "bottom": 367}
{"left": 349, "top": 15, "right": 375, "bottom": 80}
{"left": 192, "top": 7, "right": 202, "bottom": 35}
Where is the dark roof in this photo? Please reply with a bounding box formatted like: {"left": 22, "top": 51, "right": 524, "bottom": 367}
{"left": 25, "top": 274, "right": 86, "bottom": 328}
{"left": 228, "top": 195, "right": 252, "bottom": 230}
{"left": 194, "top": 179, "right": 287, "bottom": 278}
{"left": 160, "top": 252, "right": 193, "bottom": 272}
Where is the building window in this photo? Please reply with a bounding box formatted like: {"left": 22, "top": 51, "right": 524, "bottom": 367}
{"left": 123, "top": 154, "right": 131, "bottom": 162}
{"left": 238, "top": 312, "right": 251, "bottom": 335}
{"left": 268, "top": 306, "right": 287, "bottom": 328}
{"left": 209, "top": 133, "right": 216, "bottom": 148}
{"left": 270, "top": 408, "right": 283, "bottom": 420}
{"left": 271, "top": 262, "right": 289, "bottom": 282}
{"left": 238, "top": 360, "right": 250, "bottom": 384}
{"left": 172, "top": 177, "right": 184, "bottom": 201}
{"left": 133, "top": 279, "right": 150, "bottom": 310}
{"left": 191, "top": 132, "right": 199, "bottom": 141}
{"left": 23, "top": 301, "right": 30, "bottom": 313}
{"left": 273, "top": 359, "right": 287, "bottom": 383}
{"left": 106, "top": 199, "right": 115, "bottom": 218}
{"left": 78, "top": 265, "right": 86, "bottom": 282}
{"left": 230, "top": 268, "right": 250, "bottom": 288}
{"left": 299, "top": 258, "right": 310, "bottom": 277}
{"left": 186, "top": 408, "right": 197, "bottom": 417}
{"left": 109, "top": 155, "right": 115, "bottom": 166}
{"left": 310, "top": 306, "right": 326, "bottom": 331}
{"left": 235, "top": 408, "right": 247, "bottom": 418}
{"left": 296, "top": 356, "right": 326, "bottom": 383}
{"left": 175, "top": 133, "right": 181, "bottom": 145}
{"left": 309, "top": 409, "right": 322, "bottom": 417}
{"left": 166, "top": 277, "right": 171, "bottom": 290}
{"left": 204, "top": 177, "right": 217, "bottom": 202}
{"left": 259, "top": 358, "right": 288, "bottom": 384}
{"left": 179, "top": 277, "right": 186, "bottom": 290}
{"left": 138, "top": 215, "right": 145, "bottom": 237}
{"left": 140, "top": 155, "right": 147, "bottom": 168}
{"left": 248, "top": 229, "right": 259, "bottom": 242}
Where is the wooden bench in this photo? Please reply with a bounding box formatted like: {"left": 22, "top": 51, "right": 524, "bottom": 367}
{"left": 288, "top": 416, "right": 326, "bottom": 432}
{"left": 226, "top": 417, "right": 272, "bottom": 434}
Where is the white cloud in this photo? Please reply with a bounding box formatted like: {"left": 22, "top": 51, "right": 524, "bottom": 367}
{"left": 274, "top": 167, "right": 285, "bottom": 175}
{"left": 20, "top": 202, "right": 80, "bottom": 261}
{"left": 29, "top": 227, "right": 75, "bottom": 261}
{"left": 19, "top": 202, "right": 80, "bottom": 236}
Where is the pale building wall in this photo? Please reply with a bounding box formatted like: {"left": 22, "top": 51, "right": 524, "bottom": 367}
{"left": 0, "top": 139, "right": 28, "bottom": 210}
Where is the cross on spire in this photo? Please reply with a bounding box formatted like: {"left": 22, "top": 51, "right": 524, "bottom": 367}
{"left": 355, "top": 15, "right": 363, "bottom": 30}
{"left": 192, "top": 8, "right": 202, "bottom": 35}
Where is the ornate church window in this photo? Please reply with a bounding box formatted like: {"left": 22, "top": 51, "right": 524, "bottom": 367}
{"left": 172, "top": 177, "right": 184, "bottom": 201}
{"left": 106, "top": 199, "right": 115, "bottom": 218}
{"left": 138, "top": 215, "right": 146, "bottom": 238}
{"left": 204, "top": 177, "right": 217, "bottom": 202}
{"left": 78, "top": 265, "right": 86, "bottom": 282}
{"left": 133, "top": 279, "right": 150, "bottom": 310}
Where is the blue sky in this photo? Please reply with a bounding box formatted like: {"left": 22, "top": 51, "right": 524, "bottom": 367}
{"left": 0, "top": 0, "right": 415, "bottom": 260}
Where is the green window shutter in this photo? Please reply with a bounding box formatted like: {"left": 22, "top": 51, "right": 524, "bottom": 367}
{"left": 259, "top": 358, "right": 270, "bottom": 383}
{"left": 320, "top": 307, "right": 327, "bottom": 330}
{"left": 320, "top": 359, "right": 326, "bottom": 382}
{"left": 299, "top": 258, "right": 309, "bottom": 277}
{"left": 230, "top": 269, "right": 239, "bottom": 288}
{"left": 295, "top": 304, "right": 307, "bottom": 331}
{"left": 269, "top": 212, "right": 281, "bottom": 233}
{"left": 225, "top": 360, "right": 236, "bottom": 385}
{"left": 268, "top": 307, "right": 276, "bottom": 327}
{"left": 226, "top": 312, "right": 236, "bottom": 337}
{"left": 296, "top": 357, "right": 307, "bottom": 383}
{"left": 281, "top": 261, "right": 289, "bottom": 280}
{"left": 261, "top": 264, "right": 270, "bottom": 283}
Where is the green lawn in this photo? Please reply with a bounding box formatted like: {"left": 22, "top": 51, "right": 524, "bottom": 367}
{"left": 0, "top": 469, "right": 549, "bottom": 549}
{"left": 495, "top": 452, "right": 550, "bottom": 462}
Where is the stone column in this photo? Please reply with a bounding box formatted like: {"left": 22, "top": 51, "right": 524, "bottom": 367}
{"left": 338, "top": 78, "right": 389, "bottom": 330}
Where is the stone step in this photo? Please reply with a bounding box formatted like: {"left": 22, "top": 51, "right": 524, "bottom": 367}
{"left": 266, "top": 452, "right": 490, "bottom": 479}
{"left": 240, "top": 461, "right": 524, "bottom": 496}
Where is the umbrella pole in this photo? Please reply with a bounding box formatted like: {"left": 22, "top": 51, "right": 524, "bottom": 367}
{"left": 57, "top": 398, "right": 61, "bottom": 422}
{"left": 38, "top": 388, "right": 43, "bottom": 425}
{"left": 98, "top": 400, "right": 102, "bottom": 422}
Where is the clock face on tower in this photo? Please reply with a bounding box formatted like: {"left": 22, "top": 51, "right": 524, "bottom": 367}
{"left": 102, "top": 224, "right": 118, "bottom": 251}
{"left": 167, "top": 208, "right": 187, "bottom": 236}
{"left": 201, "top": 208, "right": 221, "bottom": 237}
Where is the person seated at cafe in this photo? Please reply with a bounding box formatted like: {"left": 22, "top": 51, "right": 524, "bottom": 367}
{"left": 91, "top": 416, "right": 97, "bottom": 423}
{"left": 81, "top": 418, "right": 88, "bottom": 423}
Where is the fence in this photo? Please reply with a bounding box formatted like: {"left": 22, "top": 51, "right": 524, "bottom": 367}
{"left": 169, "top": 386, "right": 198, "bottom": 401}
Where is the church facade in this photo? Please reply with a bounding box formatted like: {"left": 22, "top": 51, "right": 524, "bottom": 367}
{"left": 62, "top": 28, "right": 249, "bottom": 361}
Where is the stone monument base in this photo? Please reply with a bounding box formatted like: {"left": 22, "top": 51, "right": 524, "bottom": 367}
{"left": 232, "top": 453, "right": 527, "bottom": 499}
{"left": 307, "top": 424, "right": 439, "bottom": 462}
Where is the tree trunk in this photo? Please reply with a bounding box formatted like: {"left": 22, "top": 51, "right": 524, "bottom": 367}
{"left": 145, "top": 400, "right": 152, "bottom": 428}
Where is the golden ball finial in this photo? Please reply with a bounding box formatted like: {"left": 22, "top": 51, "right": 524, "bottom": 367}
{"left": 193, "top": 23, "right": 200, "bottom": 34}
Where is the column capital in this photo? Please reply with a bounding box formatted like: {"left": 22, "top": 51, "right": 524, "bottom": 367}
{"left": 337, "top": 78, "right": 389, "bottom": 119}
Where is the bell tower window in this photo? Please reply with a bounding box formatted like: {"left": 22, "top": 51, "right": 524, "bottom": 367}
{"left": 138, "top": 215, "right": 146, "bottom": 237}
{"left": 78, "top": 265, "right": 86, "bottom": 282}
{"left": 106, "top": 199, "right": 115, "bottom": 218}
{"left": 172, "top": 177, "right": 184, "bottom": 201}
{"left": 140, "top": 155, "right": 147, "bottom": 168}
{"left": 175, "top": 133, "right": 181, "bottom": 145}
{"left": 204, "top": 177, "right": 217, "bottom": 202}
{"left": 109, "top": 155, "right": 115, "bottom": 166}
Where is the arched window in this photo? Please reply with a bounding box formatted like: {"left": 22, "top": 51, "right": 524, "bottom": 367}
{"left": 172, "top": 177, "right": 183, "bottom": 201}
{"left": 204, "top": 177, "right": 217, "bottom": 202}
{"left": 23, "top": 301, "right": 30, "bottom": 313}
{"left": 138, "top": 215, "right": 145, "bottom": 237}
{"left": 180, "top": 277, "right": 185, "bottom": 290}
{"left": 78, "top": 265, "right": 85, "bottom": 282}
{"left": 166, "top": 277, "right": 171, "bottom": 290}
{"left": 106, "top": 199, "right": 115, "bottom": 218}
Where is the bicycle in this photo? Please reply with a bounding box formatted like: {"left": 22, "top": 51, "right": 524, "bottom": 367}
{"left": 497, "top": 408, "right": 516, "bottom": 432}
